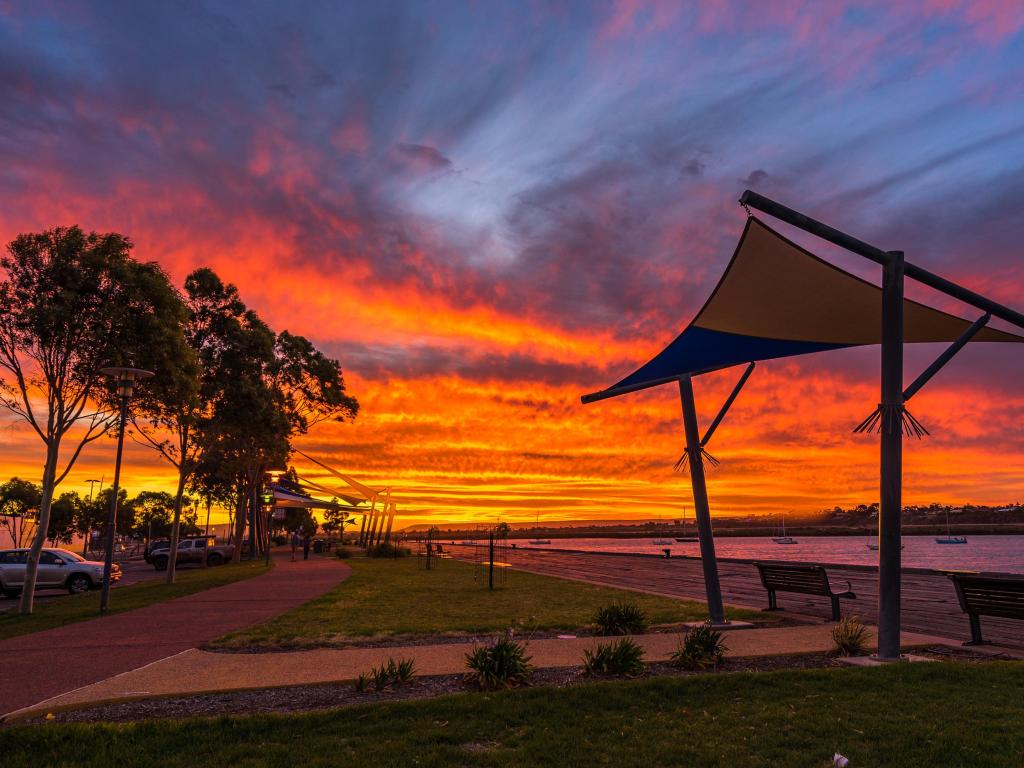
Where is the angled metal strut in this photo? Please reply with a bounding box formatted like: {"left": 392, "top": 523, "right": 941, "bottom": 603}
{"left": 739, "top": 189, "right": 1024, "bottom": 661}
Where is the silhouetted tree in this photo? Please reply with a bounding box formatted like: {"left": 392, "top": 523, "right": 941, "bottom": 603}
{"left": 0, "top": 226, "right": 189, "bottom": 613}
{"left": 0, "top": 477, "right": 41, "bottom": 547}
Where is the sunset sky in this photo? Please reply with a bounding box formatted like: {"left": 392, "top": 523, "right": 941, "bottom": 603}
{"left": 2, "top": 1, "right": 1023, "bottom": 527}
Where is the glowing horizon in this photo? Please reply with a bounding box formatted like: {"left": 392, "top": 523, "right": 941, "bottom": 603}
{"left": 2, "top": 2, "right": 1024, "bottom": 526}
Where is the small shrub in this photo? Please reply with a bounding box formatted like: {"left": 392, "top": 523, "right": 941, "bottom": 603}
{"left": 358, "top": 657, "right": 417, "bottom": 692}
{"left": 832, "top": 616, "right": 869, "bottom": 657}
{"left": 370, "top": 663, "right": 392, "bottom": 692}
{"left": 395, "top": 657, "right": 416, "bottom": 683}
{"left": 465, "top": 633, "right": 533, "bottom": 690}
{"left": 366, "top": 542, "right": 411, "bottom": 558}
{"left": 593, "top": 602, "right": 648, "bottom": 636}
{"left": 582, "top": 637, "right": 646, "bottom": 677}
{"left": 334, "top": 547, "right": 352, "bottom": 559}
{"left": 671, "top": 621, "right": 727, "bottom": 670}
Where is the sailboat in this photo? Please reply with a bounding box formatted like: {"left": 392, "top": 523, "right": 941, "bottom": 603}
{"left": 675, "top": 505, "right": 698, "bottom": 542}
{"left": 772, "top": 513, "right": 797, "bottom": 545}
{"left": 529, "top": 512, "right": 551, "bottom": 545}
{"left": 935, "top": 508, "right": 967, "bottom": 545}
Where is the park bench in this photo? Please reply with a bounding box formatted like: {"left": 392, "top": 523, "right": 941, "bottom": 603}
{"left": 948, "top": 572, "right": 1024, "bottom": 645}
{"left": 755, "top": 562, "right": 856, "bottom": 621}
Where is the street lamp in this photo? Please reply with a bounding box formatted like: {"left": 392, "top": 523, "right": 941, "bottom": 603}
{"left": 264, "top": 467, "right": 286, "bottom": 567}
{"left": 98, "top": 366, "right": 154, "bottom": 614}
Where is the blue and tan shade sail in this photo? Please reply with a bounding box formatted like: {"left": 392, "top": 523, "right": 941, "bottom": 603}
{"left": 583, "top": 216, "right": 1023, "bottom": 404}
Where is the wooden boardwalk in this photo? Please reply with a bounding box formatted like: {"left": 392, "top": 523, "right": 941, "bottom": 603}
{"left": 450, "top": 545, "right": 1022, "bottom": 650}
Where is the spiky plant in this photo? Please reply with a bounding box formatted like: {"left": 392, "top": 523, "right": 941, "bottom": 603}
{"left": 832, "top": 616, "right": 869, "bottom": 657}
{"left": 582, "top": 637, "right": 646, "bottom": 677}
{"left": 465, "top": 633, "right": 533, "bottom": 690}
{"left": 671, "top": 621, "right": 727, "bottom": 670}
{"left": 592, "top": 602, "right": 649, "bottom": 636}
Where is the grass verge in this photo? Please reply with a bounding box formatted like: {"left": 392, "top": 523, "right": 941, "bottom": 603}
{"left": 1, "top": 662, "right": 1021, "bottom": 767}
{"left": 0, "top": 560, "right": 269, "bottom": 641}
{"left": 210, "top": 555, "right": 768, "bottom": 649}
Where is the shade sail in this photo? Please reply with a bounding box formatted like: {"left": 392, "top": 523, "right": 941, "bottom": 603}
{"left": 273, "top": 486, "right": 353, "bottom": 511}
{"left": 584, "top": 216, "right": 1023, "bottom": 402}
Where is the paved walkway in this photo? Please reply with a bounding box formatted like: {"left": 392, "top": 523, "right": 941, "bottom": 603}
{"left": 448, "top": 546, "right": 1024, "bottom": 649}
{"left": 4, "top": 624, "right": 956, "bottom": 719}
{"left": 0, "top": 551, "right": 350, "bottom": 718}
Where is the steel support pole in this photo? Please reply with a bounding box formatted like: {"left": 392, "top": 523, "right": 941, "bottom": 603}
{"left": 357, "top": 510, "right": 367, "bottom": 546}
{"left": 383, "top": 503, "right": 395, "bottom": 543}
{"left": 678, "top": 376, "right": 726, "bottom": 624}
{"left": 99, "top": 395, "right": 129, "bottom": 615}
{"left": 877, "top": 251, "right": 905, "bottom": 660}
{"left": 362, "top": 499, "right": 375, "bottom": 546}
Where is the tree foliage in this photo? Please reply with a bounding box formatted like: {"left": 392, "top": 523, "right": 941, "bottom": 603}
{"left": 1, "top": 228, "right": 359, "bottom": 605}
{"left": 0, "top": 226, "right": 190, "bottom": 612}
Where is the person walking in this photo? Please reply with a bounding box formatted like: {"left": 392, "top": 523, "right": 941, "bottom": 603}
{"left": 290, "top": 531, "right": 300, "bottom": 562}
{"left": 302, "top": 533, "right": 312, "bottom": 561}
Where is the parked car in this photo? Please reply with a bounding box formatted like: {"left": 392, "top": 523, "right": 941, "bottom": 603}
{"left": 0, "top": 548, "right": 119, "bottom": 597}
{"left": 144, "top": 537, "right": 235, "bottom": 570}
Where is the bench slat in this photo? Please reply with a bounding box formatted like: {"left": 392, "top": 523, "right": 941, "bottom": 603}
{"left": 949, "top": 574, "right": 1024, "bottom": 623}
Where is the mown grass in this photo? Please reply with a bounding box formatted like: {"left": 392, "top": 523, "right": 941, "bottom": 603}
{"left": 210, "top": 555, "right": 769, "bottom": 648}
{"left": 0, "top": 560, "right": 269, "bottom": 641}
{"left": 2, "top": 662, "right": 1021, "bottom": 767}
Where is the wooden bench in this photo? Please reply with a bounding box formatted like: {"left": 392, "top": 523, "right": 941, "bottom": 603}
{"left": 948, "top": 573, "right": 1024, "bottom": 645}
{"left": 755, "top": 562, "right": 856, "bottom": 621}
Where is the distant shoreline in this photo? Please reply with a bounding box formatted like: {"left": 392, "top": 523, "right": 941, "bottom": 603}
{"left": 414, "top": 524, "right": 1024, "bottom": 540}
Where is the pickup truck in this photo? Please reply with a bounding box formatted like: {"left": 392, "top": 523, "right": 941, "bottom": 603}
{"left": 144, "top": 537, "right": 235, "bottom": 570}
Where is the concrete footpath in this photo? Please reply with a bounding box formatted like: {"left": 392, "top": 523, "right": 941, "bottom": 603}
{"left": 0, "top": 552, "right": 350, "bottom": 718}
{"left": 6, "top": 624, "right": 955, "bottom": 720}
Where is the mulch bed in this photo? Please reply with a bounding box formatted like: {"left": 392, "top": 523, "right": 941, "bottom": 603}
{"left": 206, "top": 619, "right": 805, "bottom": 653}
{"left": 13, "top": 646, "right": 1014, "bottom": 726}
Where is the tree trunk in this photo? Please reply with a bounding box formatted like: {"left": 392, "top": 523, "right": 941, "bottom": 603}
{"left": 20, "top": 440, "right": 59, "bottom": 614}
{"left": 165, "top": 463, "right": 188, "bottom": 584}
{"left": 231, "top": 485, "right": 246, "bottom": 564}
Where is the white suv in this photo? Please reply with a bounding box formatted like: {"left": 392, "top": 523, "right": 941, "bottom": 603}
{"left": 0, "top": 548, "right": 120, "bottom": 597}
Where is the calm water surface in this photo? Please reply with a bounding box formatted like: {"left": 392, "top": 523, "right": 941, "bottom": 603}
{"left": 507, "top": 535, "right": 1024, "bottom": 574}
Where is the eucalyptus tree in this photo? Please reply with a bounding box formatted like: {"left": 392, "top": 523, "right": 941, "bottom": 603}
{"left": 46, "top": 491, "right": 81, "bottom": 545}
{"left": 0, "top": 226, "right": 190, "bottom": 613}
{"left": 0, "top": 477, "right": 41, "bottom": 547}
{"left": 130, "top": 285, "right": 203, "bottom": 584}
{"left": 180, "top": 272, "right": 359, "bottom": 562}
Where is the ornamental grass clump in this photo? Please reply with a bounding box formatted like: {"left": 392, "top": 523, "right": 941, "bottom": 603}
{"left": 582, "top": 637, "right": 646, "bottom": 677}
{"left": 831, "top": 616, "right": 870, "bottom": 657}
{"left": 671, "top": 621, "right": 727, "bottom": 670}
{"left": 465, "top": 631, "right": 533, "bottom": 690}
{"left": 354, "top": 657, "right": 416, "bottom": 692}
{"left": 593, "top": 601, "right": 649, "bottom": 636}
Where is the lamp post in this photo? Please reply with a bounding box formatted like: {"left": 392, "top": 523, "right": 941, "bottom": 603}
{"left": 98, "top": 367, "right": 154, "bottom": 615}
{"left": 264, "top": 468, "right": 286, "bottom": 567}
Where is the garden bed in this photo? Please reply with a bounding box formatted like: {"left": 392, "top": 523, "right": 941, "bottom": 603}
{"left": 18, "top": 646, "right": 1008, "bottom": 724}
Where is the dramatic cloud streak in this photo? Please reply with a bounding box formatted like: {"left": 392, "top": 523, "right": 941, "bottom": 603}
{"left": 1, "top": 1, "right": 1023, "bottom": 523}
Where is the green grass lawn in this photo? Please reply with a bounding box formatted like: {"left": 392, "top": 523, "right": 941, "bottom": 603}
{"left": 2, "top": 662, "right": 1021, "bottom": 767}
{"left": 210, "top": 554, "right": 768, "bottom": 648}
{"left": 0, "top": 560, "right": 269, "bottom": 641}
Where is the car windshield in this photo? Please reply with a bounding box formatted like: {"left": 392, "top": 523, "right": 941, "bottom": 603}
{"left": 53, "top": 549, "right": 85, "bottom": 562}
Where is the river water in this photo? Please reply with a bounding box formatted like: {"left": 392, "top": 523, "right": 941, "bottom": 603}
{"left": 506, "top": 535, "right": 1024, "bottom": 574}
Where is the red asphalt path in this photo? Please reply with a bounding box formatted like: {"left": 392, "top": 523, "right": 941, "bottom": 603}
{"left": 0, "top": 551, "right": 350, "bottom": 717}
